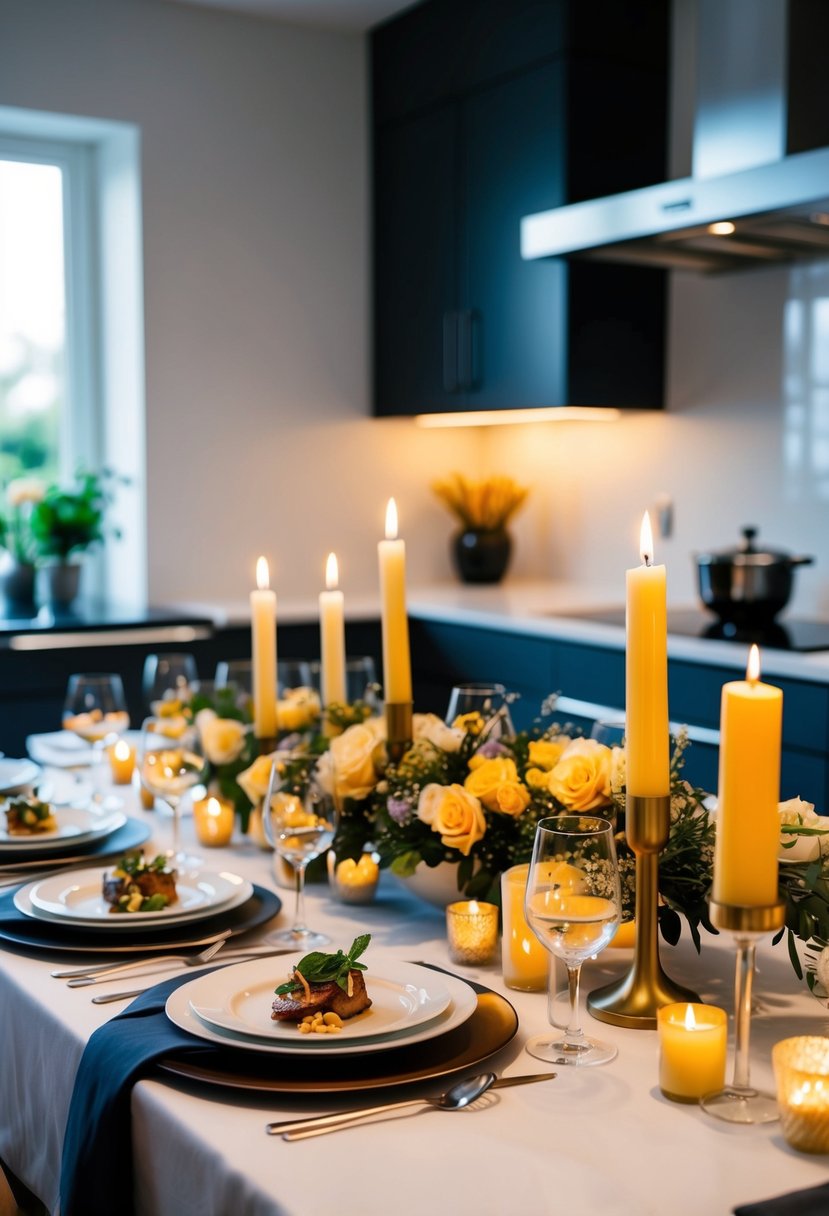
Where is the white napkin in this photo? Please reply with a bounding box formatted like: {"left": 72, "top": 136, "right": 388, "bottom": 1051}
{"left": 27, "top": 731, "right": 96, "bottom": 768}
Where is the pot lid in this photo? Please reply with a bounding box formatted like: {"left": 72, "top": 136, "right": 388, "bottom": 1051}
{"left": 696, "top": 526, "right": 813, "bottom": 566}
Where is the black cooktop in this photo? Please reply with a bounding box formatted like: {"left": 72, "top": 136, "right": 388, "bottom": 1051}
{"left": 567, "top": 607, "right": 829, "bottom": 652}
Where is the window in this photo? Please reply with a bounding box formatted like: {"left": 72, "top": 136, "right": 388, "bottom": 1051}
{"left": 0, "top": 110, "right": 146, "bottom": 604}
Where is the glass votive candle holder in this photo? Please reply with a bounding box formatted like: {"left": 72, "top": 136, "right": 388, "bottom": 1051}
{"left": 500, "top": 864, "right": 547, "bottom": 991}
{"left": 773, "top": 1036, "right": 829, "bottom": 1152}
{"left": 107, "top": 739, "right": 136, "bottom": 785}
{"left": 327, "top": 851, "right": 380, "bottom": 904}
{"left": 446, "top": 900, "right": 499, "bottom": 966}
{"left": 657, "top": 1002, "right": 728, "bottom": 1103}
{"left": 192, "top": 795, "right": 234, "bottom": 847}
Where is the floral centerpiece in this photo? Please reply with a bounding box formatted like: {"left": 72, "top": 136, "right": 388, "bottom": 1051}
{"left": 321, "top": 699, "right": 829, "bottom": 995}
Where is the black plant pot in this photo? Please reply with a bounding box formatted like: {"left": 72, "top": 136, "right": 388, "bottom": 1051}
{"left": 452, "top": 529, "right": 512, "bottom": 584}
{"left": 42, "top": 561, "right": 82, "bottom": 610}
{"left": 0, "top": 561, "right": 36, "bottom": 614}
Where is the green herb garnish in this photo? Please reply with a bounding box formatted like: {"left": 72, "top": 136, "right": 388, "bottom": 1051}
{"left": 117, "top": 853, "right": 171, "bottom": 876}
{"left": 274, "top": 934, "right": 371, "bottom": 997}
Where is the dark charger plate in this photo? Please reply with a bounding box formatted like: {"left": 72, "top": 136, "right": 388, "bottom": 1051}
{"left": 157, "top": 982, "right": 519, "bottom": 1095}
{"left": 0, "top": 883, "right": 281, "bottom": 954}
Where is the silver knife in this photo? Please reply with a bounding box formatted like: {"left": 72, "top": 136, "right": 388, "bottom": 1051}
{"left": 266, "top": 1073, "right": 557, "bottom": 1136}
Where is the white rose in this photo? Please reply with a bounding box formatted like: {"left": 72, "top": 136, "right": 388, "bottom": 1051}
{"left": 413, "top": 713, "right": 464, "bottom": 753}
{"left": 779, "top": 796, "right": 827, "bottom": 862}
{"left": 6, "top": 477, "right": 45, "bottom": 507}
{"left": 816, "top": 944, "right": 829, "bottom": 994}
{"left": 329, "top": 722, "right": 382, "bottom": 801}
{"left": 196, "top": 708, "right": 247, "bottom": 765}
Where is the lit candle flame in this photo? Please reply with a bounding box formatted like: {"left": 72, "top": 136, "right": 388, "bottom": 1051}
{"left": 639, "top": 511, "right": 654, "bottom": 567}
{"left": 746, "top": 643, "right": 761, "bottom": 685}
{"left": 385, "top": 498, "right": 399, "bottom": 541}
{"left": 325, "top": 552, "right": 339, "bottom": 590}
{"left": 684, "top": 1004, "right": 697, "bottom": 1031}
{"left": 256, "top": 556, "right": 270, "bottom": 590}
{"left": 113, "top": 739, "right": 131, "bottom": 762}
{"left": 206, "top": 797, "right": 222, "bottom": 819}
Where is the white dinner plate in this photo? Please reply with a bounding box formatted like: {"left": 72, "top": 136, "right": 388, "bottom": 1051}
{"left": 15, "top": 867, "right": 253, "bottom": 930}
{"left": 189, "top": 956, "right": 452, "bottom": 1044}
{"left": 0, "top": 801, "right": 126, "bottom": 850}
{"left": 0, "top": 758, "right": 42, "bottom": 794}
{"left": 169, "top": 961, "right": 477, "bottom": 1057}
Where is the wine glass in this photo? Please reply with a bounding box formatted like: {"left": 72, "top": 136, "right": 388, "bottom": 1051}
{"left": 62, "top": 673, "right": 130, "bottom": 745}
{"left": 445, "top": 682, "right": 515, "bottom": 737}
{"left": 307, "top": 656, "right": 382, "bottom": 714}
{"left": 590, "top": 720, "right": 626, "bottom": 748}
{"left": 142, "top": 653, "right": 198, "bottom": 713}
{"left": 262, "top": 752, "right": 338, "bottom": 947}
{"left": 277, "top": 659, "right": 313, "bottom": 695}
{"left": 524, "top": 815, "right": 622, "bottom": 1066}
{"left": 140, "top": 718, "right": 207, "bottom": 868}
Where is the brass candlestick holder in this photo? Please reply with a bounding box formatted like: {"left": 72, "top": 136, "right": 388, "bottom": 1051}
{"left": 385, "top": 701, "right": 413, "bottom": 764}
{"left": 588, "top": 794, "right": 700, "bottom": 1029}
{"left": 700, "top": 897, "right": 785, "bottom": 1124}
{"left": 254, "top": 735, "right": 279, "bottom": 757}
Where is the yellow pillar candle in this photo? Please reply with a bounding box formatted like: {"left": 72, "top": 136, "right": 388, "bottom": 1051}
{"left": 378, "top": 498, "right": 412, "bottom": 703}
{"left": 192, "top": 795, "right": 235, "bottom": 847}
{"left": 251, "top": 556, "right": 278, "bottom": 739}
{"left": 625, "top": 511, "right": 670, "bottom": 797}
{"left": 446, "top": 900, "right": 499, "bottom": 965}
{"left": 712, "top": 644, "right": 782, "bottom": 907}
{"left": 107, "top": 739, "right": 136, "bottom": 785}
{"left": 658, "top": 1003, "right": 727, "bottom": 1102}
{"left": 319, "top": 552, "right": 346, "bottom": 708}
{"left": 500, "top": 864, "right": 548, "bottom": 991}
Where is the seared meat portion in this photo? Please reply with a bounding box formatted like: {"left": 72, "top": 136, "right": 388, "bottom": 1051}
{"left": 271, "top": 969, "right": 371, "bottom": 1022}
{"left": 102, "top": 856, "right": 178, "bottom": 913}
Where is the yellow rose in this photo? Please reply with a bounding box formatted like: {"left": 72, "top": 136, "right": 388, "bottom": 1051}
{"left": 525, "top": 767, "right": 551, "bottom": 791}
{"left": 417, "top": 783, "right": 486, "bottom": 855}
{"left": 197, "top": 710, "right": 247, "bottom": 765}
{"left": 452, "top": 711, "right": 485, "bottom": 735}
{"left": 329, "top": 722, "right": 381, "bottom": 801}
{"left": 277, "top": 687, "right": 321, "bottom": 731}
{"left": 236, "top": 752, "right": 278, "bottom": 805}
{"left": 548, "top": 739, "right": 612, "bottom": 812}
{"left": 528, "top": 737, "right": 571, "bottom": 771}
{"left": 464, "top": 757, "right": 524, "bottom": 812}
{"left": 492, "top": 781, "right": 531, "bottom": 817}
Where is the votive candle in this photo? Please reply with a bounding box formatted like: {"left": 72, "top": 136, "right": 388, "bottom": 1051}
{"left": 446, "top": 900, "right": 499, "bottom": 966}
{"left": 192, "top": 795, "right": 234, "bottom": 847}
{"left": 657, "top": 1002, "right": 727, "bottom": 1102}
{"left": 773, "top": 1036, "right": 829, "bottom": 1153}
{"left": 107, "top": 739, "right": 136, "bottom": 785}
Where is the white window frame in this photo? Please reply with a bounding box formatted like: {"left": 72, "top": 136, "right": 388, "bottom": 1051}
{"left": 0, "top": 108, "right": 146, "bottom": 606}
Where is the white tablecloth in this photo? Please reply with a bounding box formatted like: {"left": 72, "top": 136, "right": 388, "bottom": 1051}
{"left": 1, "top": 772, "right": 828, "bottom": 1216}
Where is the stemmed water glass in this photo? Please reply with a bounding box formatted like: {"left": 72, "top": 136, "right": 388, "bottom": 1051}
{"left": 445, "top": 683, "right": 515, "bottom": 737}
{"left": 139, "top": 717, "right": 207, "bottom": 869}
{"left": 142, "top": 653, "right": 198, "bottom": 713}
{"left": 262, "top": 752, "right": 338, "bottom": 948}
{"left": 524, "top": 815, "right": 622, "bottom": 1066}
{"left": 62, "top": 673, "right": 130, "bottom": 746}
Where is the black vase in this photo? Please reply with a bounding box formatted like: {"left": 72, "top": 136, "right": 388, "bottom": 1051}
{"left": 452, "top": 528, "right": 512, "bottom": 584}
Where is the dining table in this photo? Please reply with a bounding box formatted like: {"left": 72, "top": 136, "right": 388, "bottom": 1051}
{"left": 1, "top": 749, "right": 828, "bottom": 1216}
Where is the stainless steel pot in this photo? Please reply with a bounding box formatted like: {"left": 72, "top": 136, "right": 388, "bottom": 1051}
{"left": 694, "top": 527, "right": 814, "bottom": 625}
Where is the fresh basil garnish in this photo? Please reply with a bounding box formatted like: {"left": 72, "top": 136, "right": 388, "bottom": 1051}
{"left": 274, "top": 934, "right": 371, "bottom": 996}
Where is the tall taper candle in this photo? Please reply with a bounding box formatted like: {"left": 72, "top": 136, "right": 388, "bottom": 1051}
{"left": 378, "top": 498, "right": 412, "bottom": 703}
{"left": 319, "top": 551, "right": 346, "bottom": 708}
{"left": 251, "top": 556, "right": 278, "bottom": 739}
{"left": 626, "top": 511, "right": 670, "bottom": 797}
{"left": 713, "top": 644, "right": 782, "bottom": 907}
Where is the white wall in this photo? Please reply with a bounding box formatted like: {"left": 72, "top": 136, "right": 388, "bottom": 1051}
{"left": 0, "top": 0, "right": 477, "bottom": 605}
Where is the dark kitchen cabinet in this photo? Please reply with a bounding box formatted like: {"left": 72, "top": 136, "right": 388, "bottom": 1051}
{"left": 371, "top": 0, "right": 670, "bottom": 417}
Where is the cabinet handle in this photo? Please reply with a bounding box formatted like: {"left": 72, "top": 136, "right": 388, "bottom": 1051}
{"left": 469, "top": 309, "right": 482, "bottom": 391}
{"left": 7, "top": 625, "right": 213, "bottom": 652}
{"left": 457, "top": 309, "right": 471, "bottom": 390}
{"left": 442, "top": 311, "right": 459, "bottom": 393}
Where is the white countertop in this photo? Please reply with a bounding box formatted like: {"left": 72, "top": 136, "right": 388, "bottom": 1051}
{"left": 179, "top": 580, "right": 829, "bottom": 685}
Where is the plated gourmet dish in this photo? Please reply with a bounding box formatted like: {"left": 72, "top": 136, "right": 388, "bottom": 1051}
{"left": 102, "top": 853, "right": 178, "bottom": 913}
{"left": 4, "top": 796, "right": 58, "bottom": 836}
{"left": 272, "top": 934, "right": 372, "bottom": 1032}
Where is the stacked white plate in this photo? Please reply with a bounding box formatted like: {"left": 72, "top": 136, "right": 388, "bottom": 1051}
{"left": 0, "top": 801, "right": 127, "bottom": 854}
{"left": 14, "top": 866, "right": 254, "bottom": 932}
{"left": 167, "top": 956, "right": 478, "bottom": 1056}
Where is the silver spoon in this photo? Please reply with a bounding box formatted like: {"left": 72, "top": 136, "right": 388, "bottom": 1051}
{"left": 270, "top": 1072, "right": 497, "bottom": 1141}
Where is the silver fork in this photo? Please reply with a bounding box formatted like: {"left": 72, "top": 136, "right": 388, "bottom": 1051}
{"left": 63, "top": 935, "right": 229, "bottom": 987}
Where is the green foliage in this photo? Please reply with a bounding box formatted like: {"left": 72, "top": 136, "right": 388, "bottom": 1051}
{"left": 275, "top": 935, "right": 371, "bottom": 996}
{"left": 30, "top": 469, "right": 122, "bottom": 559}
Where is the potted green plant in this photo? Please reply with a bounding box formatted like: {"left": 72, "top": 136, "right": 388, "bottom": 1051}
{"left": 30, "top": 471, "right": 116, "bottom": 608}
{"left": 0, "top": 477, "right": 45, "bottom": 611}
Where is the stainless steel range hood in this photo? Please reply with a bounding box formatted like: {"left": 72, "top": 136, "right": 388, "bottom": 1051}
{"left": 522, "top": 0, "right": 829, "bottom": 273}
